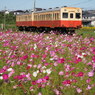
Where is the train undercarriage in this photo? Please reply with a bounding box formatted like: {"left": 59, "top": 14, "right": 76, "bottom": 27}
{"left": 18, "top": 26, "right": 75, "bottom": 34}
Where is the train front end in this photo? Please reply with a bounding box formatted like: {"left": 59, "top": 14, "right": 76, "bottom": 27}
{"left": 60, "top": 7, "right": 82, "bottom": 29}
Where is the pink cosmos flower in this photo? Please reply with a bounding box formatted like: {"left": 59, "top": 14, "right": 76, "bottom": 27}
{"left": 30, "top": 86, "right": 33, "bottom": 91}
{"left": 26, "top": 73, "right": 31, "bottom": 80}
{"left": 50, "top": 51, "right": 56, "bottom": 57}
{"left": 44, "top": 76, "right": 49, "bottom": 80}
{"left": 31, "top": 54, "right": 39, "bottom": 58}
{"left": 88, "top": 71, "right": 94, "bottom": 77}
{"left": 8, "top": 69, "right": 15, "bottom": 77}
{"left": 37, "top": 64, "right": 42, "bottom": 69}
{"left": 86, "top": 85, "right": 92, "bottom": 90}
{"left": 17, "top": 61, "right": 21, "bottom": 65}
{"left": 57, "top": 58, "right": 65, "bottom": 63}
{"left": 54, "top": 89, "right": 60, "bottom": 95}
{"left": 62, "top": 80, "right": 71, "bottom": 85}
{"left": 26, "top": 64, "right": 32, "bottom": 70}
{"left": 20, "top": 55, "right": 28, "bottom": 60}
{"left": 2, "top": 74, "right": 8, "bottom": 80}
{"left": 92, "top": 56, "right": 95, "bottom": 62}
{"left": 87, "top": 62, "right": 92, "bottom": 66}
{"left": 71, "top": 72, "right": 76, "bottom": 76}
{"left": 0, "top": 69, "right": 6, "bottom": 73}
{"left": 72, "top": 79, "right": 77, "bottom": 83}
{"left": 42, "top": 54, "right": 47, "bottom": 59}
{"left": 38, "top": 84, "right": 42, "bottom": 88}
{"left": 31, "top": 81, "right": 37, "bottom": 85}
{"left": 77, "top": 72, "right": 84, "bottom": 77}
{"left": 42, "top": 79, "right": 47, "bottom": 83}
{"left": 54, "top": 62, "right": 58, "bottom": 66}
{"left": 14, "top": 74, "right": 26, "bottom": 80}
{"left": 75, "top": 58, "right": 82, "bottom": 64}
{"left": 13, "top": 85, "right": 18, "bottom": 89}
{"left": 10, "top": 46, "right": 18, "bottom": 50}
{"left": 86, "top": 79, "right": 91, "bottom": 83}
{"left": 76, "top": 88, "right": 82, "bottom": 93}
{"left": 37, "top": 78, "right": 43, "bottom": 83}
{"left": 10, "top": 55, "right": 16, "bottom": 58}
{"left": 59, "top": 71, "right": 64, "bottom": 75}
{"left": 38, "top": 92, "right": 42, "bottom": 95}
{"left": 44, "top": 63, "right": 49, "bottom": 66}
{"left": 41, "top": 84, "right": 46, "bottom": 88}
{"left": 65, "top": 65, "right": 70, "bottom": 72}
{"left": 92, "top": 63, "right": 95, "bottom": 68}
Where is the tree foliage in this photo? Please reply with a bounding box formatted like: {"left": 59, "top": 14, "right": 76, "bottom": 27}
{"left": 0, "top": 12, "right": 16, "bottom": 25}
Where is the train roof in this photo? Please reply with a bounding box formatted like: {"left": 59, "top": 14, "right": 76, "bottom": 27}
{"left": 16, "top": 7, "right": 60, "bottom": 16}
{"left": 16, "top": 7, "right": 82, "bottom": 16}
{"left": 34, "top": 7, "right": 60, "bottom": 13}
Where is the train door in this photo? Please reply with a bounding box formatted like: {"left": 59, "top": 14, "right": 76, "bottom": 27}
{"left": 69, "top": 12, "right": 75, "bottom": 27}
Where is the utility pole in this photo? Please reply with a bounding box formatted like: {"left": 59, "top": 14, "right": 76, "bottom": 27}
{"left": 3, "top": 6, "right": 6, "bottom": 30}
{"left": 34, "top": 0, "right": 36, "bottom": 12}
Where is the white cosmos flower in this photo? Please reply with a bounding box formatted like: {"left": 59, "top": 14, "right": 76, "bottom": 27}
{"left": 0, "top": 76, "right": 3, "bottom": 80}
{"left": 82, "top": 53, "right": 86, "bottom": 56}
{"left": 33, "top": 72, "right": 37, "bottom": 77}
{"left": 42, "top": 66, "right": 46, "bottom": 69}
{"left": 43, "top": 70, "right": 46, "bottom": 73}
{"left": 36, "top": 70, "right": 39, "bottom": 73}
{"left": 50, "top": 58, "right": 54, "bottom": 61}
{"left": 34, "top": 44, "right": 37, "bottom": 50}
{"left": 7, "top": 68, "right": 13, "bottom": 72}
{"left": 46, "top": 36, "right": 49, "bottom": 39}
{"left": 46, "top": 69, "right": 51, "bottom": 74}
{"left": 77, "top": 55, "right": 83, "bottom": 58}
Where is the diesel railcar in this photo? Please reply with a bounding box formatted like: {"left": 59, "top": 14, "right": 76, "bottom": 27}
{"left": 16, "top": 6, "right": 82, "bottom": 33}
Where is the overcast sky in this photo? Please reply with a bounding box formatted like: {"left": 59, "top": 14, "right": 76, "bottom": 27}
{"left": 0, "top": 0, "right": 94, "bottom": 11}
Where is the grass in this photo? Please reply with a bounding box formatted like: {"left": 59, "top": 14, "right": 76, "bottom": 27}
{"left": 76, "top": 27, "right": 95, "bottom": 37}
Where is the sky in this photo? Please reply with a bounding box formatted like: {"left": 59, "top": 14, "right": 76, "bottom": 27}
{"left": 0, "top": 0, "right": 95, "bottom": 11}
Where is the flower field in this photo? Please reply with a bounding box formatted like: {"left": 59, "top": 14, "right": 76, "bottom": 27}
{"left": 0, "top": 30, "right": 95, "bottom": 95}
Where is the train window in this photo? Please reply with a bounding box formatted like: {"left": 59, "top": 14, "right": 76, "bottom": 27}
{"left": 76, "top": 13, "right": 80, "bottom": 19}
{"left": 28, "top": 16, "right": 31, "bottom": 20}
{"left": 25, "top": 16, "right": 27, "bottom": 21}
{"left": 42, "top": 15, "right": 43, "bottom": 20}
{"left": 55, "top": 13, "right": 57, "bottom": 20}
{"left": 57, "top": 13, "right": 59, "bottom": 20}
{"left": 70, "top": 13, "right": 73, "bottom": 18}
{"left": 53, "top": 14, "right": 54, "bottom": 20}
{"left": 19, "top": 17, "right": 20, "bottom": 21}
{"left": 62, "top": 13, "right": 68, "bottom": 18}
{"left": 50, "top": 14, "right": 52, "bottom": 20}
{"left": 34, "top": 15, "right": 35, "bottom": 20}
{"left": 36, "top": 15, "right": 37, "bottom": 21}
{"left": 38, "top": 15, "right": 40, "bottom": 21}
{"left": 40, "top": 15, "right": 41, "bottom": 20}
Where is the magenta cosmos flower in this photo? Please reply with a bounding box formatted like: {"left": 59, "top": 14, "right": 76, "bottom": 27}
{"left": 2, "top": 74, "right": 8, "bottom": 80}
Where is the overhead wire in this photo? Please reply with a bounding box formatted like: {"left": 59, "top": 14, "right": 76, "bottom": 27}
{"left": 68, "top": 0, "right": 94, "bottom": 7}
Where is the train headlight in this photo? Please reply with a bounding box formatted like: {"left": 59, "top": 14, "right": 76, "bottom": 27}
{"left": 77, "top": 9, "right": 80, "bottom": 12}
{"left": 64, "top": 9, "right": 67, "bottom": 11}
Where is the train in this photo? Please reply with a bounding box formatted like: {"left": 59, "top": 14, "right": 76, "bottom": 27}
{"left": 16, "top": 6, "right": 82, "bottom": 33}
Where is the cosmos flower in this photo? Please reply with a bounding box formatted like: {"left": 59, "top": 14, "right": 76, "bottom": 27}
{"left": 59, "top": 71, "right": 64, "bottom": 75}
{"left": 7, "top": 68, "right": 13, "bottom": 72}
{"left": 77, "top": 72, "right": 84, "bottom": 77}
{"left": 33, "top": 71, "right": 38, "bottom": 77}
{"left": 88, "top": 71, "right": 94, "bottom": 77}
{"left": 2, "top": 74, "right": 8, "bottom": 80}
{"left": 0, "top": 76, "right": 3, "bottom": 80}
{"left": 76, "top": 88, "right": 82, "bottom": 93}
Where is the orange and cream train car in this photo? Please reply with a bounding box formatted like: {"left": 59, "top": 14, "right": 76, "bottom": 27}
{"left": 16, "top": 6, "right": 82, "bottom": 33}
